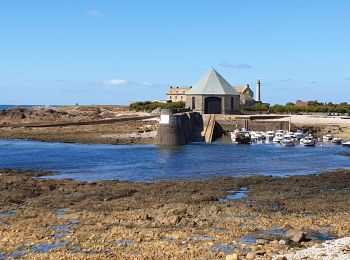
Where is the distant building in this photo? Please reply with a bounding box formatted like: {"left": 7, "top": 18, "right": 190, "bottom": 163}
{"left": 164, "top": 68, "right": 261, "bottom": 113}
{"left": 232, "top": 85, "right": 255, "bottom": 106}
{"left": 185, "top": 69, "right": 241, "bottom": 114}
{"left": 295, "top": 100, "right": 312, "bottom": 107}
{"left": 166, "top": 86, "right": 191, "bottom": 102}
{"left": 165, "top": 80, "right": 256, "bottom": 107}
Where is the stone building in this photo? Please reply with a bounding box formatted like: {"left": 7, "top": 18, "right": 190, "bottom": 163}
{"left": 233, "top": 85, "right": 255, "bottom": 106}
{"left": 164, "top": 69, "right": 259, "bottom": 112}
{"left": 185, "top": 69, "right": 241, "bottom": 114}
{"left": 166, "top": 87, "right": 190, "bottom": 102}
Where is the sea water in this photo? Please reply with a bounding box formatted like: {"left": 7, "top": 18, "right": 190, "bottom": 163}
{"left": 0, "top": 139, "right": 349, "bottom": 182}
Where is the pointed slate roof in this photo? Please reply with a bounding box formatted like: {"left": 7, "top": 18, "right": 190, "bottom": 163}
{"left": 186, "top": 68, "right": 239, "bottom": 95}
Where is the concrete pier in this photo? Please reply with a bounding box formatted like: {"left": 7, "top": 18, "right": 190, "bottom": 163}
{"left": 156, "top": 109, "right": 204, "bottom": 146}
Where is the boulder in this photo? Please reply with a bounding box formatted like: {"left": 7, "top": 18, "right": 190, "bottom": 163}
{"left": 275, "top": 256, "right": 287, "bottom": 260}
{"left": 254, "top": 249, "right": 266, "bottom": 256}
{"left": 225, "top": 253, "right": 239, "bottom": 260}
{"left": 286, "top": 229, "right": 307, "bottom": 243}
{"left": 256, "top": 238, "right": 269, "bottom": 245}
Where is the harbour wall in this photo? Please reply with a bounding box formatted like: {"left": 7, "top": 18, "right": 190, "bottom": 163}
{"left": 156, "top": 109, "right": 203, "bottom": 145}
{"left": 217, "top": 117, "right": 294, "bottom": 132}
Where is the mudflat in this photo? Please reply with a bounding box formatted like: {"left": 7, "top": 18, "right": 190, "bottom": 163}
{"left": 0, "top": 106, "right": 158, "bottom": 145}
{"left": 1, "top": 168, "right": 350, "bottom": 259}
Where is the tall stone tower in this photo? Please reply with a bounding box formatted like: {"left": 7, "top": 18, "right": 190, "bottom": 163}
{"left": 256, "top": 79, "right": 261, "bottom": 102}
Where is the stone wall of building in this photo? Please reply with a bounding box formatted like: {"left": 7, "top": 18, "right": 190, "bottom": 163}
{"left": 185, "top": 95, "right": 204, "bottom": 113}
{"left": 186, "top": 95, "right": 240, "bottom": 114}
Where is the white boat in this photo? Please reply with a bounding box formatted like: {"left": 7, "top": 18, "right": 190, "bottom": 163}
{"left": 323, "top": 134, "right": 333, "bottom": 142}
{"left": 251, "top": 131, "right": 265, "bottom": 142}
{"left": 300, "top": 136, "right": 316, "bottom": 146}
{"left": 295, "top": 130, "right": 305, "bottom": 140}
{"left": 281, "top": 137, "right": 295, "bottom": 146}
{"left": 331, "top": 137, "right": 342, "bottom": 144}
{"left": 264, "top": 131, "right": 275, "bottom": 141}
{"left": 273, "top": 132, "right": 284, "bottom": 143}
{"left": 231, "top": 128, "right": 251, "bottom": 144}
{"left": 342, "top": 141, "right": 350, "bottom": 147}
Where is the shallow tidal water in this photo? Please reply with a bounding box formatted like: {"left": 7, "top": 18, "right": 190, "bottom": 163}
{"left": 0, "top": 139, "right": 349, "bottom": 182}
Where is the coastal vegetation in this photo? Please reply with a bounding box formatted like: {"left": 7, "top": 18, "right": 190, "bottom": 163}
{"left": 243, "top": 101, "right": 350, "bottom": 114}
{"left": 129, "top": 101, "right": 185, "bottom": 112}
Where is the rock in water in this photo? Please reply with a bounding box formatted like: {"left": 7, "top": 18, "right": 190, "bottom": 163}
{"left": 286, "top": 228, "right": 307, "bottom": 243}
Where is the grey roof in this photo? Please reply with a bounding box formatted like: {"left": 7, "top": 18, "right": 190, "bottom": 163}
{"left": 186, "top": 69, "right": 240, "bottom": 95}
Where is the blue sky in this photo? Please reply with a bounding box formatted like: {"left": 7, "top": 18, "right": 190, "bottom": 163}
{"left": 1, "top": 0, "right": 350, "bottom": 105}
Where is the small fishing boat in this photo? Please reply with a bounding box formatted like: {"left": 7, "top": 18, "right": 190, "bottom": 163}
{"left": 273, "top": 130, "right": 285, "bottom": 143}
{"left": 342, "top": 141, "right": 350, "bottom": 147}
{"left": 295, "top": 130, "right": 305, "bottom": 140}
{"left": 331, "top": 137, "right": 342, "bottom": 144}
{"left": 300, "top": 136, "right": 316, "bottom": 147}
{"left": 251, "top": 131, "right": 265, "bottom": 142}
{"left": 231, "top": 129, "right": 251, "bottom": 144}
{"left": 281, "top": 137, "right": 296, "bottom": 146}
{"left": 264, "top": 131, "right": 275, "bottom": 142}
{"left": 323, "top": 134, "right": 333, "bottom": 142}
{"left": 281, "top": 139, "right": 295, "bottom": 146}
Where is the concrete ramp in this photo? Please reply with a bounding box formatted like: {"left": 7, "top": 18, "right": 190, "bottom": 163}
{"left": 203, "top": 114, "right": 216, "bottom": 143}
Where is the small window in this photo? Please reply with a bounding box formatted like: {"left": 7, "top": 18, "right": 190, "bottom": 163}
{"left": 181, "top": 96, "right": 183, "bottom": 99}
{"left": 169, "top": 96, "right": 172, "bottom": 99}
{"left": 175, "top": 96, "right": 177, "bottom": 100}
{"left": 192, "top": 97, "right": 195, "bottom": 109}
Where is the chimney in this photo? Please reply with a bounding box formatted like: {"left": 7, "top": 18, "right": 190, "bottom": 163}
{"left": 256, "top": 79, "right": 261, "bottom": 102}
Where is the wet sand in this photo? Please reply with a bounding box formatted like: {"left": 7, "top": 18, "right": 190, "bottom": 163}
{"left": 1, "top": 168, "right": 350, "bottom": 259}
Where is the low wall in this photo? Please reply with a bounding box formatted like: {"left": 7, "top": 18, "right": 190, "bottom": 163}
{"left": 217, "top": 118, "right": 293, "bottom": 132}
{"left": 156, "top": 109, "right": 202, "bottom": 146}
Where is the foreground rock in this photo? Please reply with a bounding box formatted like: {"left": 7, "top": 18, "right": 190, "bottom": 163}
{"left": 286, "top": 229, "right": 308, "bottom": 243}
{"left": 275, "top": 237, "right": 350, "bottom": 260}
{"left": 1, "top": 169, "right": 350, "bottom": 258}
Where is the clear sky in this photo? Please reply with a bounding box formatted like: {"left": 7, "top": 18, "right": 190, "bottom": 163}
{"left": 1, "top": 0, "right": 350, "bottom": 105}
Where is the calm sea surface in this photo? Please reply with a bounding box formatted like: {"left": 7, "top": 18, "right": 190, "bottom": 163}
{"left": 0, "top": 139, "right": 349, "bottom": 182}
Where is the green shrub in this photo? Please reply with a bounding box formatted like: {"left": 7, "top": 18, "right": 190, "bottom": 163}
{"left": 243, "top": 100, "right": 350, "bottom": 114}
{"left": 129, "top": 101, "right": 185, "bottom": 112}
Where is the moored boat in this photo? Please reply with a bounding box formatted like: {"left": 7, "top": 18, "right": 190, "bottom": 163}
{"left": 251, "top": 131, "right": 265, "bottom": 142}
{"left": 331, "top": 137, "right": 342, "bottom": 144}
{"left": 295, "top": 130, "right": 305, "bottom": 140}
{"left": 342, "top": 141, "right": 350, "bottom": 147}
{"left": 231, "top": 128, "right": 251, "bottom": 144}
{"left": 273, "top": 130, "right": 285, "bottom": 143}
{"left": 264, "top": 131, "right": 275, "bottom": 142}
{"left": 300, "top": 136, "right": 316, "bottom": 146}
{"left": 323, "top": 134, "right": 333, "bottom": 142}
{"left": 281, "top": 137, "right": 296, "bottom": 146}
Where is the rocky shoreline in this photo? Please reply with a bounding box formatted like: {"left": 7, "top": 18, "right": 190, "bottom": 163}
{"left": 1, "top": 168, "right": 350, "bottom": 259}
{"left": 0, "top": 106, "right": 158, "bottom": 145}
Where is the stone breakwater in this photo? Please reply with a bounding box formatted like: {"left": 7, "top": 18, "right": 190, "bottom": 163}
{"left": 276, "top": 237, "right": 350, "bottom": 260}
{"left": 1, "top": 169, "right": 350, "bottom": 259}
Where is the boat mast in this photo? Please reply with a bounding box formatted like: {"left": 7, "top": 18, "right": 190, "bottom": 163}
{"left": 289, "top": 116, "right": 291, "bottom": 132}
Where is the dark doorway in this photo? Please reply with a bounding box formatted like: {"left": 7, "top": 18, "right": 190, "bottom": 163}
{"left": 205, "top": 97, "right": 222, "bottom": 114}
